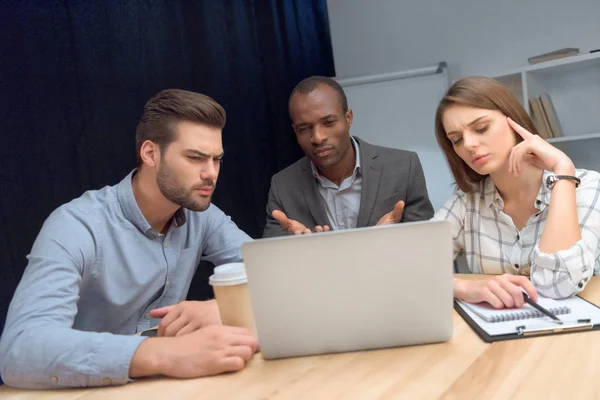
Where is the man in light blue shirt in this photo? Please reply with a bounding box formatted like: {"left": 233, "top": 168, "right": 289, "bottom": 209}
{"left": 0, "top": 89, "right": 258, "bottom": 389}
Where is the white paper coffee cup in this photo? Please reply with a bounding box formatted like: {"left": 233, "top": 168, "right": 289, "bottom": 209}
{"left": 209, "top": 263, "right": 256, "bottom": 334}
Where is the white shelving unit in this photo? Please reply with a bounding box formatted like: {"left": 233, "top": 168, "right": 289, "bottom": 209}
{"left": 491, "top": 52, "right": 600, "bottom": 171}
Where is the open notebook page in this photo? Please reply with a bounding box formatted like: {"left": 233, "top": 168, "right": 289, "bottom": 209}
{"left": 456, "top": 295, "right": 600, "bottom": 336}
{"left": 459, "top": 296, "right": 569, "bottom": 323}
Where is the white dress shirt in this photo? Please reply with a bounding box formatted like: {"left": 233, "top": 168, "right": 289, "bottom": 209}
{"left": 310, "top": 137, "right": 362, "bottom": 230}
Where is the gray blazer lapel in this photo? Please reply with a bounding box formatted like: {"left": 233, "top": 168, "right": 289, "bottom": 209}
{"left": 356, "top": 139, "right": 382, "bottom": 227}
{"left": 299, "top": 158, "right": 331, "bottom": 227}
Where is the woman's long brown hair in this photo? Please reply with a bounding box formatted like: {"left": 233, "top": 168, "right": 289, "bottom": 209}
{"left": 434, "top": 76, "right": 539, "bottom": 192}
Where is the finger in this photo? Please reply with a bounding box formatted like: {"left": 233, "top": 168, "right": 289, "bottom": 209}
{"left": 509, "top": 143, "right": 522, "bottom": 176}
{"left": 513, "top": 148, "right": 525, "bottom": 175}
{"left": 291, "top": 226, "right": 307, "bottom": 235}
{"left": 163, "top": 316, "right": 191, "bottom": 337}
{"left": 497, "top": 276, "right": 526, "bottom": 308}
{"left": 506, "top": 275, "right": 538, "bottom": 302}
{"left": 314, "top": 225, "right": 324, "bottom": 233}
{"left": 226, "top": 344, "right": 254, "bottom": 362}
{"left": 226, "top": 328, "right": 259, "bottom": 353}
{"left": 509, "top": 143, "right": 528, "bottom": 177}
{"left": 516, "top": 146, "right": 534, "bottom": 175}
{"left": 272, "top": 210, "right": 290, "bottom": 228}
{"left": 302, "top": 228, "right": 311, "bottom": 234}
{"left": 323, "top": 225, "right": 330, "bottom": 232}
{"left": 507, "top": 117, "right": 534, "bottom": 140}
{"left": 158, "top": 308, "right": 183, "bottom": 336}
{"left": 487, "top": 280, "right": 515, "bottom": 308}
{"left": 149, "top": 305, "right": 176, "bottom": 319}
{"left": 175, "top": 322, "right": 200, "bottom": 337}
{"left": 480, "top": 289, "right": 504, "bottom": 309}
{"left": 288, "top": 220, "right": 310, "bottom": 235}
{"left": 508, "top": 144, "right": 523, "bottom": 175}
{"left": 217, "top": 356, "right": 245, "bottom": 373}
{"left": 391, "top": 201, "right": 405, "bottom": 223}
{"left": 222, "top": 325, "right": 255, "bottom": 335}
{"left": 523, "top": 153, "right": 546, "bottom": 170}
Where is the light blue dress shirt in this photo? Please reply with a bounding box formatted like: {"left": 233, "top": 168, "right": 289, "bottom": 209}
{"left": 310, "top": 137, "right": 362, "bottom": 230}
{"left": 0, "top": 170, "right": 251, "bottom": 389}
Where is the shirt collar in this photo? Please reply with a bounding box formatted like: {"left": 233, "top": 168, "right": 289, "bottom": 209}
{"left": 310, "top": 136, "right": 361, "bottom": 181}
{"left": 480, "top": 170, "right": 553, "bottom": 211}
{"left": 117, "top": 169, "right": 187, "bottom": 236}
{"left": 480, "top": 177, "right": 503, "bottom": 209}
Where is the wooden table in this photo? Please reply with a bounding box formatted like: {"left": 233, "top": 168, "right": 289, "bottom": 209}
{"left": 2, "top": 276, "right": 599, "bottom": 399}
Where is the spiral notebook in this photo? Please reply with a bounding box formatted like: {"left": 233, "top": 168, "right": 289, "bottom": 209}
{"left": 459, "top": 297, "right": 571, "bottom": 323}
{"left": 455, "top": 295, "right": 600, "bottom": 342}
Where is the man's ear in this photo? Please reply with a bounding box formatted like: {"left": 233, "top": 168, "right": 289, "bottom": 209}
{"left": 346, "top": 109, "right": 353, "bottom": 128}
{"left": 139, "top": 140, "right": 160, "bottom": 168}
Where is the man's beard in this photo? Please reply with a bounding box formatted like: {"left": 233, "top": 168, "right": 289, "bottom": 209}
{"left": 156, "top": 160, "right": 213, "bottom": 212}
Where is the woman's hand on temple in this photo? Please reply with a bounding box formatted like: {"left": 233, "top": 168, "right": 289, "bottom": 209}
{"left": 507, "top": 117, "right": 575, "bottom": 176}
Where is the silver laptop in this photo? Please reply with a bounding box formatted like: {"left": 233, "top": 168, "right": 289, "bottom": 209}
{"left": 242, "top": 220, "right": 454, "bottom": 359}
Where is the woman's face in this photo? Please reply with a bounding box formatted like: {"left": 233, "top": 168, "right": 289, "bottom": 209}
{"left": 442, "top": 105, "right": 517, "bottom": 175}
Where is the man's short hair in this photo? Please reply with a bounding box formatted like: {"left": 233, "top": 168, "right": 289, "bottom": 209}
{"left": 289, "top": 76, "right": 348, "bottom": 114}
{"left": 135, "top": 89, "right": 226, "bottom": 165}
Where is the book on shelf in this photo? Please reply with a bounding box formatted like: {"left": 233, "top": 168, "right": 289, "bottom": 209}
{"left": 528, "top": 94, "right": 563, "bottom": 139}
{"left": 528, "top": 47, "right": 579, "bottom": 65}
{"left": 539, "top": 94, "right": 563, "bottom": 138}
{"left": 529, "top": 97, "right": 552, "bottom": 138}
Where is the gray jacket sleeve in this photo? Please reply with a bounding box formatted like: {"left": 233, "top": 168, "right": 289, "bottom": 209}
{"left": 401, "top": 152, "right": 435, "bottom": 222}
{"left": 262, "top": 176, "right": 287, "bottom": 238}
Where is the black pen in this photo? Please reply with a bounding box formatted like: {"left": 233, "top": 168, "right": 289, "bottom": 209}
{"left": 522, "top": 293, "right": 563, "bottom": 324}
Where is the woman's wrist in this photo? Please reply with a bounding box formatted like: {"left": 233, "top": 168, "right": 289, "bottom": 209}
{"left": 552, "top": 160, "right": 576, "bottom": 176}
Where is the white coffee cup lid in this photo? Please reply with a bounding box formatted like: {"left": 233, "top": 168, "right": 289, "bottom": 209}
{"left": 209, "top": 262, "right": 248, "bottom": 286}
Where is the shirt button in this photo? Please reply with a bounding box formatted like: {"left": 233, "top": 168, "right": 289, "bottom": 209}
{"left": 516, "top": 234, "right": 520, "bottom": 240}
{"left": 145, "top": 313, "right": 150, "bottom": 318}
{"left": 164, "top": 242, "right": 168, "bottom": 248}
{"left": 579, "top": 282, "right": 584, "bottom": 288}
{"left": 103, "top": 378, "right": 112, "bottom": 385}
{"left": 51, "top": 376, "right": 59, "bottom": 384}
{"left": 536, "top": 200, "right": 541, "bottom": 205}
{"left": 514, "top": 264, "right": 519, "bottom": 269}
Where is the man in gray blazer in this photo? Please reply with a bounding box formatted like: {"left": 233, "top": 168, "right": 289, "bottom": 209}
{"left": 263, "top": 76, "right": 434, "bottom": 238}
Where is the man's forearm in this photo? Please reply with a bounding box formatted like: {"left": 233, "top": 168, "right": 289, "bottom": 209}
{"left": 0, "top": 327, "right": 147, "bottom": 389}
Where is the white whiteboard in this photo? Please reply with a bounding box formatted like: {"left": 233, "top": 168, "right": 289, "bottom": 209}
{"left": 338, "top": 67, "right": 454, "bottom": 210}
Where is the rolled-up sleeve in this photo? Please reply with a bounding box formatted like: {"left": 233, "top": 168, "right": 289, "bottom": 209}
{"left": 0, "top": 207, "right": 147, "bottom": 389}
{"left": 531, "top": 174, "right": 600, "bottom": 298}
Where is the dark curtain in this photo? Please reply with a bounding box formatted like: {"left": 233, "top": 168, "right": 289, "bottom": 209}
{"left": 0, "top": 0, "right": 335, "bottom": 349}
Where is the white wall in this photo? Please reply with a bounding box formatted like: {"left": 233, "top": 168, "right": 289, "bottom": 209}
{"left": 326, "top": 0, "right": 600, "bottom": 81}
